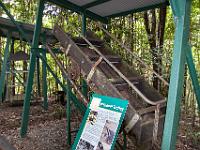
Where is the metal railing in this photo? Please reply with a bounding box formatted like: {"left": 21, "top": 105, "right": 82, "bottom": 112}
{"left": 66, "top": 22, "right": 166, "bottom": 106}
{"left": 97, "top": 23, "right": 169, "bottom": 87}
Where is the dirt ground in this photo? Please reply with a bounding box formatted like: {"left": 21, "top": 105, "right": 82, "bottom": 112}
{"left": 0, "top": 100, "right": 199, "bottom": 150}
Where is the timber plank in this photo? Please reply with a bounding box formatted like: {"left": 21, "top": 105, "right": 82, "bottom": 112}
{"left": 53, "top": 26, "right": 166, "bottom": 146}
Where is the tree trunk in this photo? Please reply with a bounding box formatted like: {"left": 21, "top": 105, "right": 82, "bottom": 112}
{"left": 157, "top": 5, "right": 167, "bottom": 90}
{"left": 11, "top": 40, "right": 15, "bottom": 96}
{"left": 143, "top": 6, "right": 167, "bottom": 90}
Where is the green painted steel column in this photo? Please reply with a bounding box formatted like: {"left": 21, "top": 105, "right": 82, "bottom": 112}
{"left": 161, "top": 0, "right": 191, "bottom": 149}
{"left": 36, "top": 57, "right": 41, "bottom": 97}
{"left": 122, "top": 131, "right": 127, "bottom": 150}
{"left": 186, "top": 45, "right": 200, "bottom": 110}
{"left": 81, "top": 79, "right": 88, "bottom": 99}
{"left": 20, "top": 0, "right": 45, "bottom": 137}
{"left": 42, "top": 35, "right": 48, "bottom": 110}
{"left": 66, "top": 80, "right": 71, "bottom": 145}
{"left": 82, "top": 13, "right": 86, "bottom": 36}
{"left": 0, "top": 33, "right": 11, "bottom": 102}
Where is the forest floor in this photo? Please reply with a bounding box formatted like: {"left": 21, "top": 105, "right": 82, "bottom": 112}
{"left": 0, "top": 99, "right": 199, "bottom": 150}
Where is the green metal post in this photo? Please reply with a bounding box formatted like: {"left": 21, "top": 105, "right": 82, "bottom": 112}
{"left": 0, "top": 33, "right": 11, "bottom": 102}
{"left": 122, "top": 131, "right": 127, "bottom": 150}
{"left": 81, "top": 79, "right": 88, "bottom": 99}
{"left": 36, "top": 57, "right": 41, "bottom": 97}
{"left": 42, "top": 34, "right": 48, "bottom": 110}
{"left": 161, "top": 0, "right": 191, "bottom": 149}
{"left": 20, "top": 0, "right": 45, "bottom": 137}
{"left": 82, "top": 13, "right": 86, "bottom": 36}
{"left": 186, "top": 45, "right": 200, "bottom": 110}
{"left": 66, "top": 80, "right": 71, "bottom": 145}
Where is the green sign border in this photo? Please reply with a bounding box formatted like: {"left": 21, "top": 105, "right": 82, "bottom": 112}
{"left": 72, "top": 93, "right": 128, "bottom": 150}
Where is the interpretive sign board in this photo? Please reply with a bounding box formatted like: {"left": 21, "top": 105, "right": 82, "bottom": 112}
{"left": 72, "top": 94, "right": 128, "bottom": 150}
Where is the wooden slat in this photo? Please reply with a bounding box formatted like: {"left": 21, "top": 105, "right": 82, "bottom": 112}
{"left": 53, "top": 26, "right": 140, "bottom": 144}
{"left": 138, "top": 103, "right": 166, "bottom": 115}
{"left": 110, "top": 77, "right": 142, "bottom": 91}
{"left": 110, "top": 76, "right": 143, "bottom": 84}
{"left": 73, "top": 27, "right": 166, "bottom": 105}
{"left": 88, "top": 54, "right": 121, "bottom": 64}
{"left": 73, "top": 37, "right": 104, "bottom": 47}
{"left": 53, "top": 26, "right": 167, "bottom": 145}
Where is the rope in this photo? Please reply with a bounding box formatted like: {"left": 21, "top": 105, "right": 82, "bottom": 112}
{"left": 86, "top": 56, "right": 103, "bottom": 82}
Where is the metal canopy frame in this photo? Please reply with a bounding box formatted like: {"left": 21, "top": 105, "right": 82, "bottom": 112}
{"left": 47, "top": 0, "right": 169, "bottom": 24}
{"left": 0, "top": 0, "right": 199, "bottom": 150}
{"left": 105, "top": 1, "right": 168, "bottom": 18}
{"left": 162, "top": 0, "right": 200, "bottom": 150}
{"left": 82, "top": 0, "right": 112, "bottom": 9}
{"left": 47, "top": 0, "right": 109, "bottom": 24}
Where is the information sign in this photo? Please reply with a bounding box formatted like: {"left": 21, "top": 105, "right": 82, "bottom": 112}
{"left": 72, "top": 94, "right": 128, "bottom": 150}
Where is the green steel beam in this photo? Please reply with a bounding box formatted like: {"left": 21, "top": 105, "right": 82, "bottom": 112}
{"left": 81, "top": 79, "right": 88, "bottom": 99}
{"left": 36, "top": 57, "right": 41, "bottom": 97}
{"left": 47, "top": 0, "right": 108, "bottom": 24}
{"left": 20, "top": 0, "right": 45, "bottom": 137}
{"left": 82, "top": 0, "right": 111, "bottom": 9}
{"left": 161, "top": 0, "right": 191, "bottom": 149}
{"left": 123, "top": 131, "right": 127, "bottom": 150}
{"left": 82, "top": 13, "right": 86, "bottom": 36}
{"left": 186, "top": 45, "right": 200, "bottom": 110}
{"left": 0, "top": 33, "right": 11, "bottom": 102}
{"left": 0, "top": 1, "right": 31, "bottom": 45}
{"left": 66, "top": 80, "right": 71, "bottom": 145}
{"left": 42, "top": 34, "right": 48, "bottom": 110}
{"left": 170, "top": 0, "right": 182, "bottom": 17}
{"left": 106, "top": 1, "right": 169, "bottom": 18}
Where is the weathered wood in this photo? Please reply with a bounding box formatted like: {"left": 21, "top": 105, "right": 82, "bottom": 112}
{"left": 53, "top": 26, "right": 138, "bottom": 143}
{"left": 73, "top": 37, "right": 104, "bottom": 47}
{"left": 110, "top": 76, "right": 142, "bottom": 84}
{"left": 53, "top": 25, "right": 125, "bottom": 99}
{"left": 111, "top": 77, "right": 142, "bottom": 91}
{"left": 9, "top": 51, "right": 29, "bottom": 61}
{"left": 53, "top": 26, "right": 166, "bottom": 146}
{"left": 138, "top": 103, "right": 166, "bottom": 115}
{"left": 80, "top": 28, "right": 165, "bottom": 105}
{"left": 0, "top": 17, "right": 57, "bottom": 44}
{"left": 88, "top": 54, "right": 121, "bottom": 64}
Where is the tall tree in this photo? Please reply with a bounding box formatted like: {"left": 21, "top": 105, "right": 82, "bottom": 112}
{"left": 143, "top": 5, "right": 167, "bottom": 90}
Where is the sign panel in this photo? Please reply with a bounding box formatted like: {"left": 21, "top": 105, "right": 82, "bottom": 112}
{"left": 72, "top": 94, "right": 128, "bottom": 150}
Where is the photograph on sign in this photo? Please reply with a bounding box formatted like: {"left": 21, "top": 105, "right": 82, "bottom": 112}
{"left": 97, "top": 120, "right": 118, "bottom": 150}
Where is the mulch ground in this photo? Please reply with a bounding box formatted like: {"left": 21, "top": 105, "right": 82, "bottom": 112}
{"left": 0, "top": 100, "right": 199, "bottom": 150}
